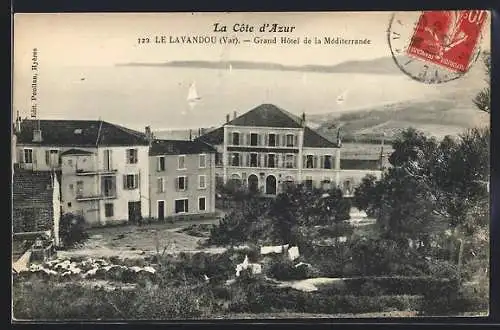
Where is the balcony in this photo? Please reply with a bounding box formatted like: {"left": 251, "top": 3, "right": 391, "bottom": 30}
{"left": 75, "top": 168, "right": 118, "bottom": 176}
{"left": 76, "top": 193, "right": 117, "bottom": 202}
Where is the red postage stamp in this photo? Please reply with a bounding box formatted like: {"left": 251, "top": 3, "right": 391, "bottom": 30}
{"left": 406, "top": 10, "right": 488, "bottom": 73}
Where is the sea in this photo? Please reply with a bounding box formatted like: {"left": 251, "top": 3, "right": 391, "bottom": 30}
{"left": 13, "top": 64, "right": 484, "bottom": 132}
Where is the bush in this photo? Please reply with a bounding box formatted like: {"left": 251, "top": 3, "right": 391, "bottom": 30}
{"left": 267, "top": 259, "right": 308, "bottom": 281}
{"left": 59, "top": 213, "right": 89, "bottom": 248}
{"left": 13, "top": 278, "right": 214, "bottom": 320}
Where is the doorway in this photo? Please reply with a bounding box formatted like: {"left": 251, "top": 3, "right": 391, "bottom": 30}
{"left": 248, "top": 174, "right": 259, "bottom": 193}
{"left": 157, "top": 201, "right": 165, "bottom": 220}
{"left": 128, "top": 201, "right": 141, "bottom": 223}
{"left": 265, "top": 175, "right": 277, "bottom": 195}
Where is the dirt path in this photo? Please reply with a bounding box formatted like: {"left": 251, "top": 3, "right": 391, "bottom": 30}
{"left": 58, "top": 218, "right": 222, "bottom": 260}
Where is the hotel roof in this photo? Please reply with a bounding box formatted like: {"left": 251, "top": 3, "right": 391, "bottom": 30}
{"left": 197, "top": 103, "right": 339, "bottom": 148}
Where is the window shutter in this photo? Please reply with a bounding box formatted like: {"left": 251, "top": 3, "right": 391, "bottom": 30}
{"left": 264, "top": 134, "right": 268, "bottom": 146}
{"left": 294, "top": 135, "right": 298, "bottom": 147}
{"left": 123, "top": 175, "right": 127, "bottom": 189}
{"left": 135, "top": 174, "right": 140, "bottom": 189}
{"left": 185, "top": 176, "right": 189, "bottom": 189}
{"left": 293, "top": 155, "right": 297, "bottom": 168}
{"left": 18, "top": 149, "right": 24, "bottom": 163}
{"left": 245, "top": 153, "right": 250, "bottom": 167}
{"left": 320, "top": 156, "right": 325, "bottom": 169}
{"left": 175, "top": 177, "right": 179, "bottom": 191}
{"left": 264, "top": 154, "right": 268, "bottom": 168}
{"left": 45, "top": 151, "right": 50, "bottom": 165}
{"left": 238, "top": 133, "right": 243, "bottom": 145}
{"left": 32, "top": 150, "right": 37, "bottom": 164}
{"left": 313, "top": 156, "right": 318, "bottom": 168}
{"left": 303, "top": 155, "right": 306, "bottom": 168}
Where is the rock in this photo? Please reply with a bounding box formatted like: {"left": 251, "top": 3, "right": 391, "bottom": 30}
{"left": 143, "top": 266, "right": 156, "bottom": 274}
{"left": 288, "top": 246, "right": 300, "bottom": 261}
{"left": 130, "top": 266, "right": 142, "bottom": 273}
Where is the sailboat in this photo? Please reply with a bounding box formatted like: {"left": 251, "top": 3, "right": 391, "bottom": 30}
{"left": 229, "top": 63, "right": 233, "bottom": 73}
{"left": 186, "top": 82, "right": 201, "bottom": 111}
{"left": 336, "top": 90, "right": 348, "bottom": 104}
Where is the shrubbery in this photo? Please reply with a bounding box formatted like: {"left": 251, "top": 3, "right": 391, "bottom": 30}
{"left": 59, "top": 213, "right": 89, "bottom": 248}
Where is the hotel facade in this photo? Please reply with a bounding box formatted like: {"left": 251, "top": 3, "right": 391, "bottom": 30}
{"left": 198, "top": 103, "right": 383, "bottom": 196}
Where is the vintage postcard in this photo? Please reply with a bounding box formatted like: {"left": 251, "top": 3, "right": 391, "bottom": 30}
{"left": 12, "top": 11, "right": 491, "bottom": 320}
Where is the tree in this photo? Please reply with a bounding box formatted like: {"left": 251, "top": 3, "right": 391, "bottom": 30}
{"left": 472, "top": 51, "right": 491, "bottom": 113}
{"left": 353, "top": 174, "right": 379, "bottom": 217}
{"left": 59, "top": 213, "right": 88, "bottom": 248}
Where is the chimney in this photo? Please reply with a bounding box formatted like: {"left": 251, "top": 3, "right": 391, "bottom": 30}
{"left": 14, "top": 111, "right": 21, "bottom": 133}
{"left": 33, "top": 129, "right": 43, "bottom": 142}
{"left": 145, "top": 126, "right": 155, "bottom": 145}
{"left": 226, "top": 114, "right": 230, "bottom": 123}
{"left": 189, "top": 129, "right": 192, "bottom": 141}
{"left": 233, "top": 111, "right": 237, "bottom": 120}
{"left": 301, "top": 112, "right": 306, "bottom": 127}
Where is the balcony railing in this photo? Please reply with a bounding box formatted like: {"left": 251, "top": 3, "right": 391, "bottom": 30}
{"left": 76, "top": 193, "right": 117, "bottom": 201}
{"left": 75, "top": 168, "right": 118, "bottom": 176}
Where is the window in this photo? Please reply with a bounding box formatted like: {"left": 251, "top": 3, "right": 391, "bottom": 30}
{"left": 76, "top": 181, "right": 84, "bottom": 197}
{"left": 124, "top": 174, "right": 139, "bottom": 190}
{"left": 232, "top": 132, "right": 240, "bottom": 145}
{"left": 199, "top": 154, "right": 206, "bottom": 168}
{"left": 176, "top": 176, "right": 187, "bottom": 191}
{"left": 24, "top": 149, "right": 33, "bottom": 164}
{"left": 126, "top": 148, "right": 138, "bottom": 164}
{"left": 104, "top": 150, "right": 112, "bottom": 170}
{"left": 175, "top": 199, "right": 189, "bottom": 214}
{"left": 157, "top": 156, "right": 165, "bottom": 171}
{"left": 250, "top": 133, "right": 258, "bottom": 146}
{"left": 215, "top": 152, "right": 223, "bottom": 166}
{"left": 45, "top": 149, "right": 60, "bottom": 167}
{"left": 102, "top": 176, "right": 116, "bottom": 197}
{"left": 268, "top": 133, "right": 277, "bottom": 147}
{"left": 324, "top": 155, "right": 333, "bottom": 169}
{"left": 285, "top": 154, "right": 295, "bottom": 169}
{"left": 231, "top": 153, "right": 240, "bottom": 166}
{"left": 199, "top": 175, "right": 206, "bottom": 189}
{"left": 250, "top": 153, "right": 258, "bottom": 167}
{"left": 157, "top": 177, "right": 165, "bottom": 193}
{"left": 267, "top": 154, "right": 276, "bottom": 168}
{"left": 198, "top": 197, "right": 206, "bottom": 211}
{"left": 105, "top": 203, "right": 114, "bottom": 217}
{"left": 286, "top": 134, "right": 295, "bottom": 147}
{"left": 178, "top": 155, "right": 186, "bottom": 169}
{"left": 306, "top": 155, "right": 314, "bottom": 168}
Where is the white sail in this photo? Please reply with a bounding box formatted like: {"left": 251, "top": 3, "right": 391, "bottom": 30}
{"left": 229, "top": 63, "right": 233, "bottom": 73}
{"left": 187, "top": 82, "right": 201, "bottom": 110}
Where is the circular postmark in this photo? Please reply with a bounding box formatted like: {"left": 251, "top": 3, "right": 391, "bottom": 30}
{"left": 387, "top": 11, "right": 486, "bottom": 84}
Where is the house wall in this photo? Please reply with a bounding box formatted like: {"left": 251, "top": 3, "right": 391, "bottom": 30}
{"left": 60, "top": 145, "right": 150, "bottom": 226}
{"left": 52, "top": 173, "right": 61, "bottom": 246}
{"left": 15, "top": 144, "right": 75, "bottom": 171}
{"left": 149, "top": 153, "right": 216, "bottom": 218}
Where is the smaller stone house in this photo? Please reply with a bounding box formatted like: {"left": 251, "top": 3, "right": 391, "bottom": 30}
{"left": 12, "top": 167, "right": 61, "bottom": 246}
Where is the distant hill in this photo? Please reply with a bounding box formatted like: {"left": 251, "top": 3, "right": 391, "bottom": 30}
{"left": 309, "top": 98, "right": 489, "bottom": 144}
{"left": 117, "top": 57, "right": 405, "bottom": 75}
